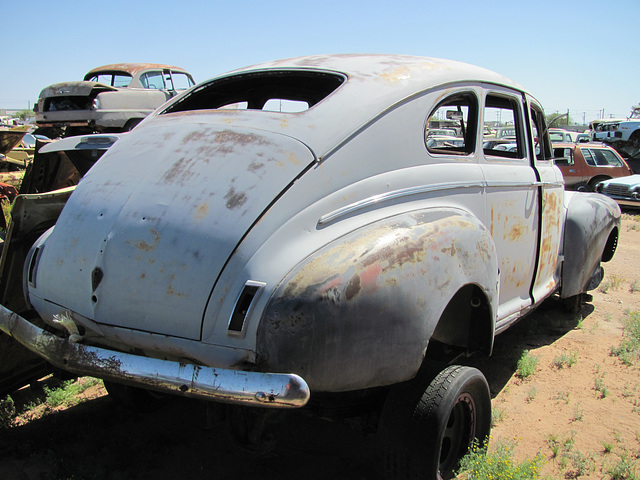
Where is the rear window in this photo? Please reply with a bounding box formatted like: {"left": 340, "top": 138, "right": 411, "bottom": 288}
{"left": 85, "top": 72, "right": 132, "bottom": 87}
{"left": 161, "top": 71, "right": 345, "bottom": 114}
{"left": 581, "top": 148, "right": 623, "bottom": 166}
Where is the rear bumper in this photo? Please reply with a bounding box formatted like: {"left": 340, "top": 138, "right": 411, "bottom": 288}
{"left": 0, "top": 305, "right": 310, "bottom": 408}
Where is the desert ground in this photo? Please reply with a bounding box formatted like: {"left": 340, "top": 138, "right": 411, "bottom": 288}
{"left": 0, "top": 213, "right": 639, "bottom": 480}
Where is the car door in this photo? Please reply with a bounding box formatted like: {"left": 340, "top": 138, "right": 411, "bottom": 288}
{"left": 480, "top": 89, "right": 539, "bottom": 331}
{"left": 527, "top": 97, "right": 564, "bottom": 304}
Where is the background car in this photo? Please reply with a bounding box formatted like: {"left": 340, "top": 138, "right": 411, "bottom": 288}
{"left": 549, "top": 128, "right": 583, "bottom": 143}
{"left": 553, "top": 142, "right": 633, "bottom": 190}
{"left": 595, "top": 174, "right": 640, "bottom": 208}
{"left": 34, "top": 63, "right": 195, "bottom": 136}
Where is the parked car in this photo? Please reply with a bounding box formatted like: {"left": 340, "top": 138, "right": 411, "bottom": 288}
{"left": 549, "top": 128, "right": 582, "bottom": 143}
{"left": 592, "top": 119, "right": 640, "bottom": 147}
{"left": 595, "top": 175, "right": 640, "bottom": 208}
{"left": 34, "top": 63, "right": 195, "bottom": 136}
{"left": 0, "top": 54, "right": 620, "bottom": 479}
{"left": 553, "top": 142, "right": 633, "bottom": 190}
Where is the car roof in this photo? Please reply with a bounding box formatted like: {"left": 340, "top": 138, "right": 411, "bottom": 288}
{"left": 554, "top": 142, "right": 612, "bottom": 149}
{"left": 227, "top": 54, "right": 529, "bottom": 98}
{"left": 85, "top": 63, "right": 189, "bottom": 77}
{"left": 158, "top": 54, "right": 534, "bottom": 160}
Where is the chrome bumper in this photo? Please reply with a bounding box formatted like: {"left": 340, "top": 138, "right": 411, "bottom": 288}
{"left": 0, "top": 305, "right": 310, "bottom": 408}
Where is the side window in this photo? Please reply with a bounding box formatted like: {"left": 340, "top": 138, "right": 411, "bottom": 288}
{"left": 170, "top": 72, "right": 194, "bottom": 90}
{"left": 595, "top": 149, "right": 623, "bottom": 166}
{"left": 582, "top": 149, "right": 596, "bottom": 166}
{"left": 553, "top": 147, "right": 573, "bottom": 166}
{"left": 141, "top": 71, "right": 165, "bottom": 89}
{"left": 529, "top": 104, "right": 551, "bottom": 161}
{"left": 483, "top": 95, "right": 523, "bottom": 159}
{"left": 425, "top": 92, "right": 477, "bottom": 155}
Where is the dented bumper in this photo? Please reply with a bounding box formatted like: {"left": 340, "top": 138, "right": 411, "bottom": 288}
{"left": 0, "top": 304, "right": 310, "bottom": 408}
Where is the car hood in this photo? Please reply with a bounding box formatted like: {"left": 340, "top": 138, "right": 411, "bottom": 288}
{"left": 39, "top": 81, "right": 118, "bottom": 98}
{"left": 27, "top": 120, "right": 315, "bottom": 340}
{"left": 600, "top": 174, "right": 640, "bottom": 187}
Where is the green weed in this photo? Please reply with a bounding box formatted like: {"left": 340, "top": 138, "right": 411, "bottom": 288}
{"left": 0, "top": 395, "right": 16, "bottom": 429}
{"left": 553, "top": 351, "right": 578, "bottom": 369}
{"left": 517, "top": 350, "right": 539, "bottom": 379}
{"left": 457, "top": 438, "right": 546, "bottom": 480}
{"left": 611, "top": 311, "right": 640, "bottom": 366}
{"left": 595, "top": 374, "right": 609, "bottom": 399}
{"left": 606, "top": 455, "right": 638, "bottom": 480}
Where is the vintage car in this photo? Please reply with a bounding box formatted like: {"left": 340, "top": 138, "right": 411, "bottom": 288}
{"left": 34, "top": 63, "right": 195, "bottom": 136}
{"left": 553, "top": 142, "right": 633, "bottom": 190}
{"left": 549, "top": 128, "right": 582, "bottom": 143}
{"left": 595, "top": 174, "right": 640, "bottom": 208}
{"left": 0, "top": 55, "right": 621, "bottom": 479}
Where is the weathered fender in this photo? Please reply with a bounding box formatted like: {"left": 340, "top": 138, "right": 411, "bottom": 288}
{"left": 561, "top": 191, "right": 620, "bottom": 298}
{"left": 256, "top": 208, "right": 498, "bottom": 392}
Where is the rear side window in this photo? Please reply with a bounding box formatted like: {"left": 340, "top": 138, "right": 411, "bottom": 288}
{"left": 483, "top": 95, "right": 524, "bottom": 159}
{"left": 161, "top": 71, "right": 345, "bottom": 114}
{"left": 141, "top": 71, "right": 165, "bottom": 89}
{"left": 425, "top": 92, "right": 478, "bottom": 155}
{"left": 86, "top": 73, "right": 132, "bottom": 87}
{"left": 581, "top": 148, "right": 623, "bottom": 166}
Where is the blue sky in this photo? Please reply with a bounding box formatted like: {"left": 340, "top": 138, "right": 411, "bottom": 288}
{"left": 1, "top": 0, "right": 637, "bottom": 123}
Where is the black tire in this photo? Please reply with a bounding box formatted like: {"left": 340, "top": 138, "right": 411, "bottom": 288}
{"left": 377, "top": 365, "right": 491, "bottom": 480}
{"left": 103, "top": 380, "right": 166, "bottom": 412}
{"left": 588, "top": 176, "right": 610, "bottom": 191}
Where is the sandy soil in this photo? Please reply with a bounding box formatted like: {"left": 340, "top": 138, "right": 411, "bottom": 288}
{"left": 0, "top": 215, "right": 639, "bottom": 480}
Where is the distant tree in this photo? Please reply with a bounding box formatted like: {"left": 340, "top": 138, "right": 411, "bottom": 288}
{"left": 546, "top": 112, "right": 571, "bottom": 127}
{"left": 631, "top": 103, "right": 640, "bottom": 118}
{"left": 12, "top": 109, "right": 34, "bottom": 121}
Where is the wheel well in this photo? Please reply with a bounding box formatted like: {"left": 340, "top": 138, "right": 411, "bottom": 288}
{"left": 588, "top": 176, "right": 611, "bottom": 189}
{"left": 602, "top": 226, "right": 618, "bottom": 263}
{"left": 428, "top": 284, "right": 493, "bottom": 357}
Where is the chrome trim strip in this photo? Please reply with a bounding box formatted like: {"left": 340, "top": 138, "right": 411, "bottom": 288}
{"left": 318, "top": 181, "right": 485, "bottom": 226}
{"left": 0, "top": 304, "right": 310, "bottom": 408}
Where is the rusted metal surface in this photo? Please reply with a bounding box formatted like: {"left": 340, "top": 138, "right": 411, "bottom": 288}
{"left": 0, "top": 306, "right": 309, "bottom": 407}
{"left": 257, "top": 210, "right": 498, "bottom": 392}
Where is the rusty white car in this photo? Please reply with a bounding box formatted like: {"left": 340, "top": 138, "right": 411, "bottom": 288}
{"left": 0, "top": 55, "right": 621, "bottom": 479}
{"left": 34, "top": 63, "right": 195, "bottom": 136}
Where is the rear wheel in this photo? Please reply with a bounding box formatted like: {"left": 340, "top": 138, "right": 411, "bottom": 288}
{"left": 378, "top": 364, "right": 491, "bottom": 480}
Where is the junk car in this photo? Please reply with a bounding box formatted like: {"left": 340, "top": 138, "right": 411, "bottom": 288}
{"left": 0, "top": 55, "right": 621, "bottom": 479}
{"left": 595, "top": 174, "right": 640, "bottom": 208}
{"left": 553, "top": 142, "right": 633, "bottom": 190}
{"left": 34, "top": 63, "right": 195, "bottom": 136}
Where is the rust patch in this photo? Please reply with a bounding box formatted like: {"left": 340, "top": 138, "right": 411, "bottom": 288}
{"left": 135, "top": 229, "right": 161, "bottom": 251}
{"left": 507, "top": 223, "right": 525, "bottom": 241}
{"left": 194, "top": 203, "right": 209, "bottom": 219}
{"left": 224, "top": 187, "right": 248, "bottom": 210}
{"left": 345, "top": 274, "right": 361, "bottom": 300}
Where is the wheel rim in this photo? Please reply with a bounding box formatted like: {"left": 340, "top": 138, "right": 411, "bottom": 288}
{"left": 439, "top": 392, "right": 476, "bottom": 474}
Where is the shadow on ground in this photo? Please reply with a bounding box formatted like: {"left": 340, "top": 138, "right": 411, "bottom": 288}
{"left": 0, "top": 297, "right": 587, "bottom": 480}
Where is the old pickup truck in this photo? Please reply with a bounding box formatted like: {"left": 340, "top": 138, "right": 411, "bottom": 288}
{"left": 0, "top": 55, "right": 620, "bottom": 479}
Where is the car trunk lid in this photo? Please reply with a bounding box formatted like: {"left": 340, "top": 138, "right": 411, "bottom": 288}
{"left": 28, "top": 121, "right": 315, "bottom": 340}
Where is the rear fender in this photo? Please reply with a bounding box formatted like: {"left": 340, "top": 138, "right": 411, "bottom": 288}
{"left": 257, "top": 208, "right": 498, "bottom": 392}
